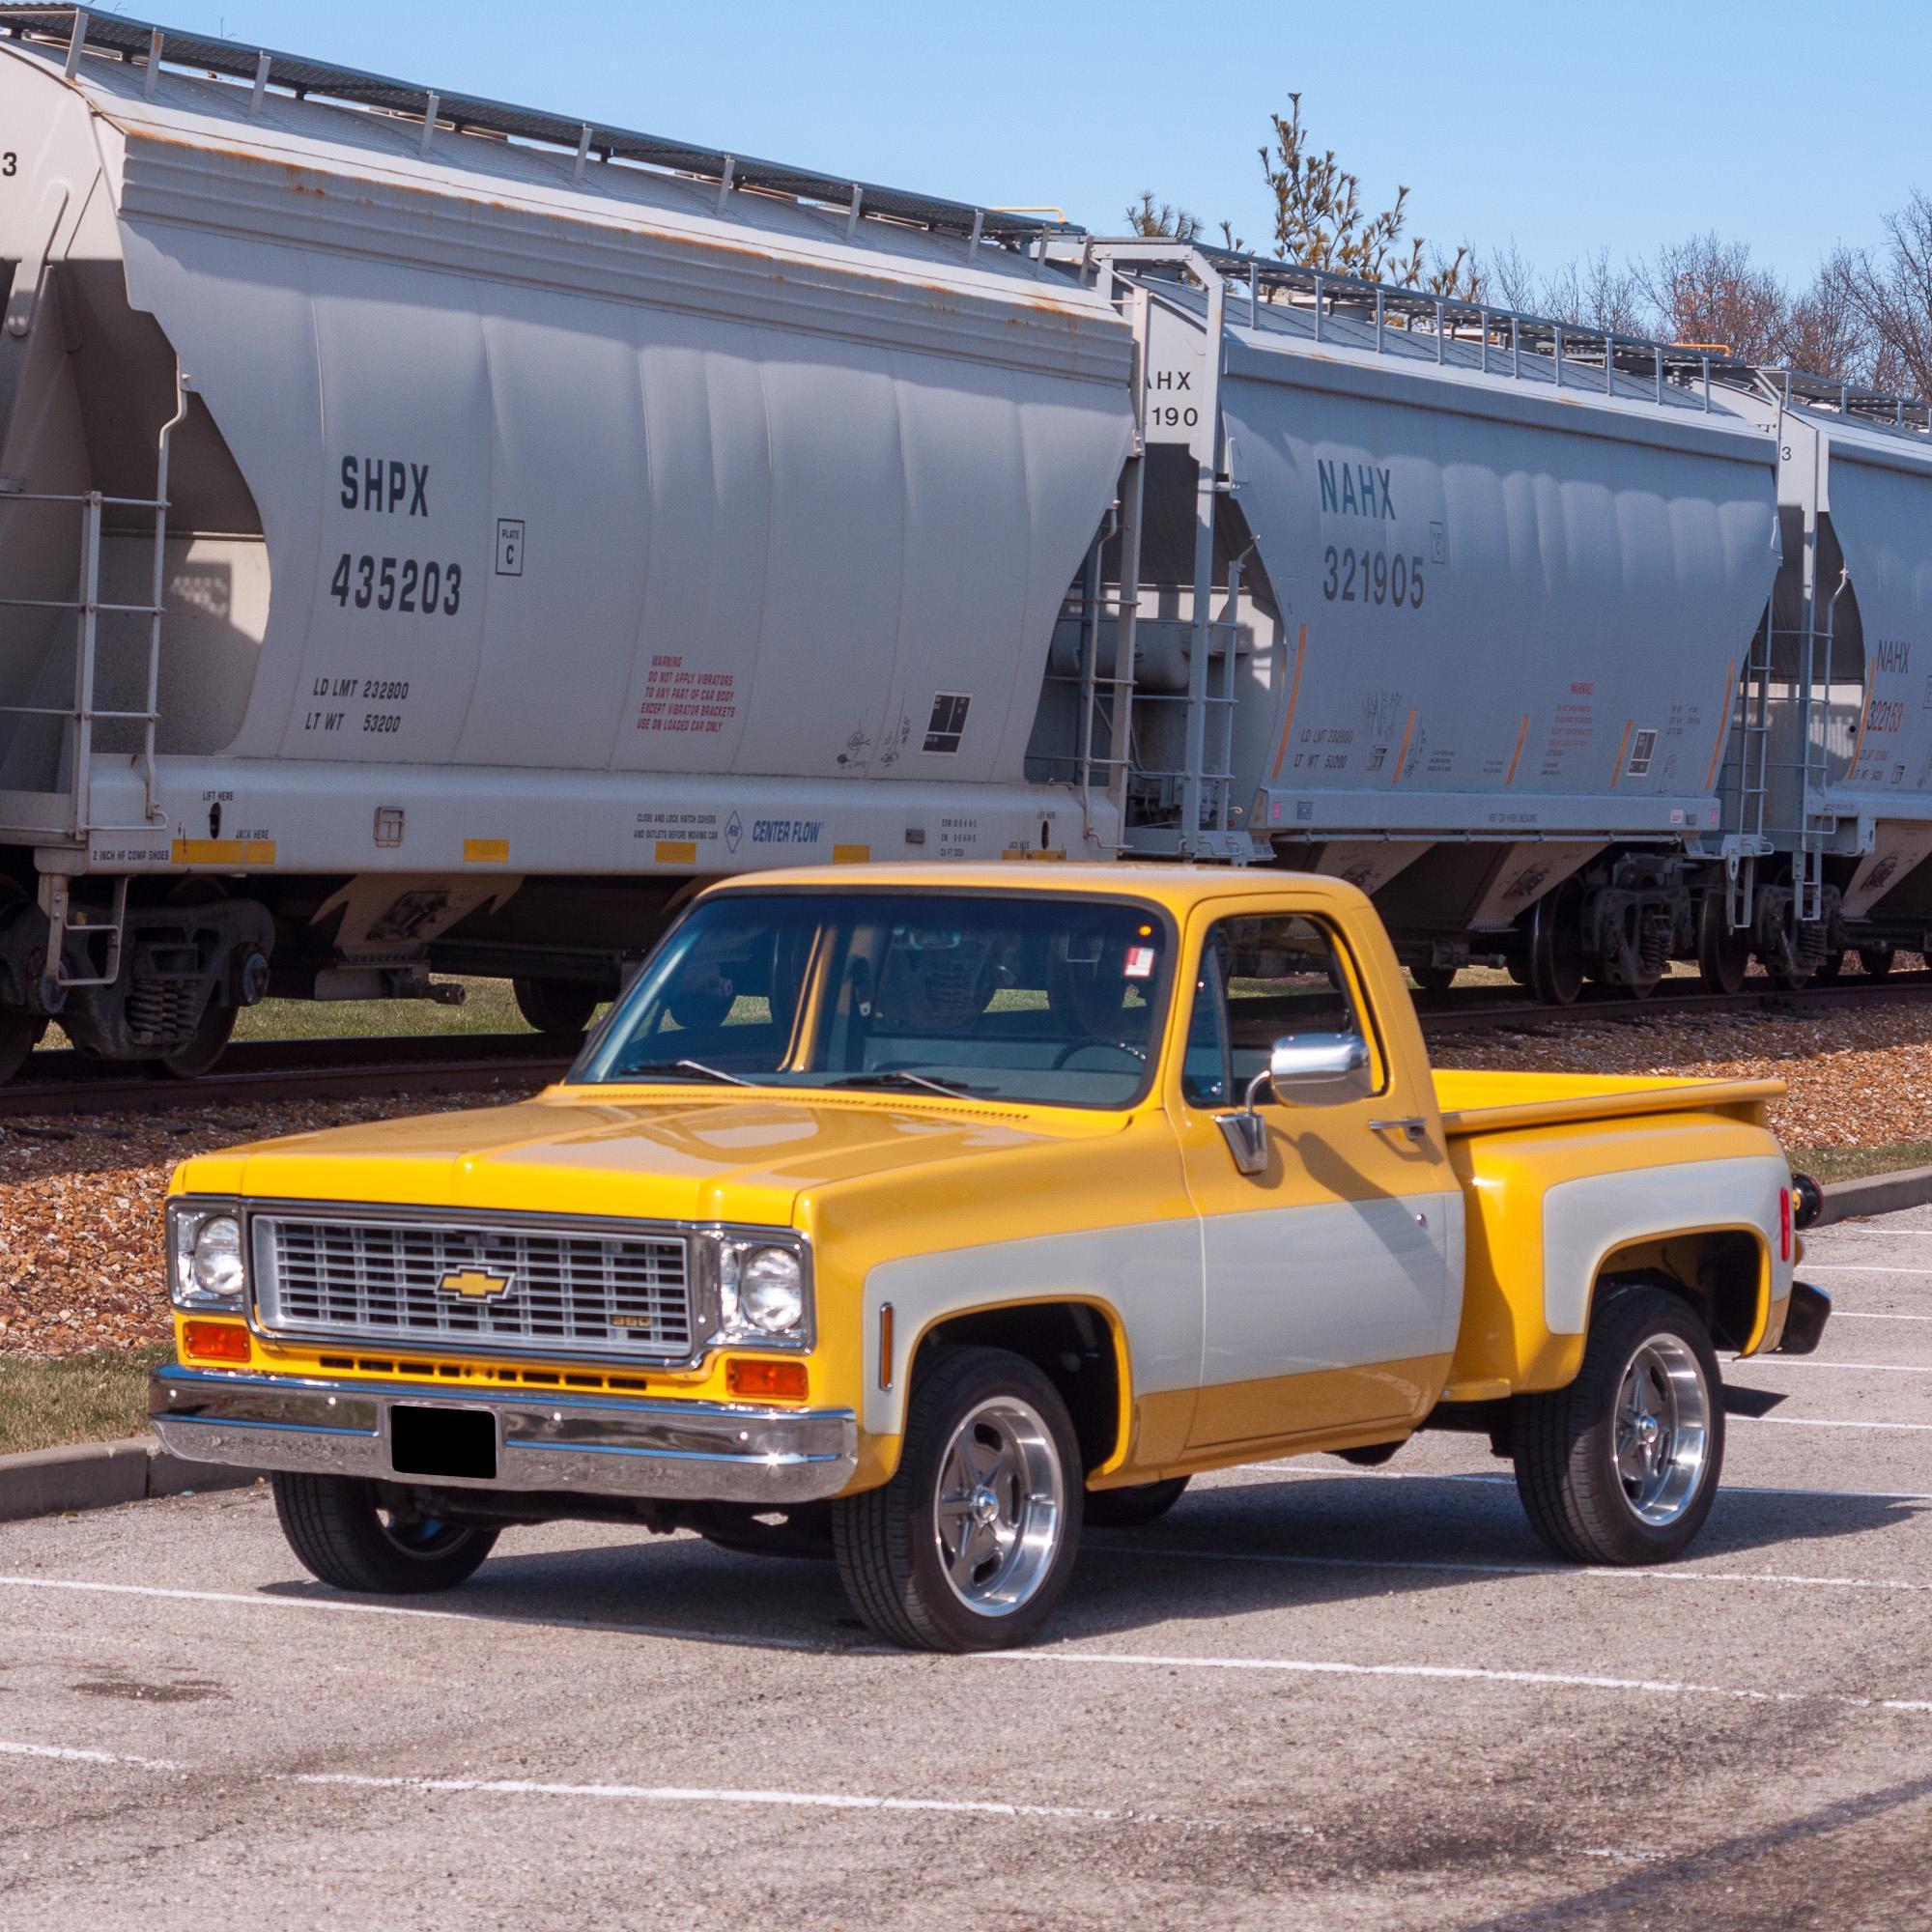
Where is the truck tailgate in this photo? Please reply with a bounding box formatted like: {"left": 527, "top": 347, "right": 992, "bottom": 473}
{"left": 1434, "top": 1068, "right": 1786, "bottom": 1138}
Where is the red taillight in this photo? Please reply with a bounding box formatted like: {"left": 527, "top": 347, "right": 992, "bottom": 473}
{"left": 1779, "top": 1188, "right": 1792, "bottom": 1264}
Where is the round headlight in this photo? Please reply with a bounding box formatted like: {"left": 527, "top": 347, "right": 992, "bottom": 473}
{"left": 739, "top": 1246, "right": 804, "bottom": 1333}
{"left": 190, "top": 1214, "right": 245, "bottom": 1299}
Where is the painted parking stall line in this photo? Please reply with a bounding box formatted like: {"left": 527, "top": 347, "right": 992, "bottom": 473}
{"left": 972, "top": 1648, "right": 1932, "bottom": 1718}
{"left": 1217, "top": 1465, "right": 1932, "bottom": 1504}
{"left": 0, "top": 1740, "right": 1137, "bottom": 1825}
{"left": 1082, "top": 1543, "right": 1932, "bottom": 1594}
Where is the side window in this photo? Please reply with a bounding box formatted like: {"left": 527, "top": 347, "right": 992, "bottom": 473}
{"left": 1181, "top": 914, "right": 1371, "bottom": 1107}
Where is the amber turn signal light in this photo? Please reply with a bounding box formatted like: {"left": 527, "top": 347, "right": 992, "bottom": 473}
{"left": 726, "top": 1356, "right": 808, "bottom": 1401}
{"left": 183, "top": 1320, "right": 252, "bottom": 1364}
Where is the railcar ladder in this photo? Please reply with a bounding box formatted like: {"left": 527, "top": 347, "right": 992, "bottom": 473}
{"left": 1724, "top": 616, "right": 1776, "bottom": 930}
{"left": 0, "top": 371, "right": 186, "bottom": 992}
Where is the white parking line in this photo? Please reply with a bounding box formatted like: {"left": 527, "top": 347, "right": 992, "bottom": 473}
{"left": 1826, "top": 1311, "right": 1932, "bottom": 1322}
{"left": 2, "top": 1578, "right": 1928, "bottom": 1725}
{"left": 1083, "top": 1543, "right": 1932, "bottom": 1594}
{"left": 1222, "top": 1465, "right": 1932, "bottom": 1503}
{"left": 1737, "top": 1358, "right": 1932, "bottom": 1373}
{"left": 977, "top": 1649, "right": 1932, "bottom": 1717}
{"left": 1735, "top": 1415, "right": 1932, "bottom": 1432}
{"left": 1804, "top": 1264, "right": 1932, "bottom": 1277}
{"left": 0, "top": 1740, "right": 1131, "bottom": 1823}
{"left": 0, "top": 1574, "right": 840, "bottom": 1648}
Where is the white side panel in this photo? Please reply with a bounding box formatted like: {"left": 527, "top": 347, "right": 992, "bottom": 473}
{"left": 1199, "top": 1191, "right": 1465, "bottom": 1393}
{"left": 1541, "top": 1154, "right": 1789, "bottom": 1335}
{"left": 862, "top": 1220, "right": 1204, "bottom": 1438}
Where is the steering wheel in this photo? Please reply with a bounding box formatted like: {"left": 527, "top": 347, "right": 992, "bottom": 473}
{"left": 1051, "top": 1039, "right": 1149, "bottom": 1070}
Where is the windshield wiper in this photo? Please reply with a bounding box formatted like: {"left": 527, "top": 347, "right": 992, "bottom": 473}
{"left": 613, "top": 1058, "right": 752, "bottom": 1086}
{"left": 829, "top": 1069, "right": 980, "bottom": 1097}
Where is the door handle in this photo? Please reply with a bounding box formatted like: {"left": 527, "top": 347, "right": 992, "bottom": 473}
{"left": 1369, "top": 1116, "right": 1431, "bottom": 1142}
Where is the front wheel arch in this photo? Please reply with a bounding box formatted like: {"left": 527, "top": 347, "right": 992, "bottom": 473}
{"left": 883, "top": 1295, "right": 1133, "bottom": 1482}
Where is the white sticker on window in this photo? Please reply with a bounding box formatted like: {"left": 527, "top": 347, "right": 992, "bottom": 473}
{"left": 1123, "top": 945, "right": 1156, "bottom": 980}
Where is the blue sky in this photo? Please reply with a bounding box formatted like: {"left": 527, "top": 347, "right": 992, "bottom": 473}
{"left": 130, "top": 0, "right": 1925, "bottom": 285}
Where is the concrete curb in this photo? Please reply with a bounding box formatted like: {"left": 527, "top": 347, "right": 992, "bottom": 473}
{"left": 0, "top": 1437, "right": 258, "bottom": 1523}
{"left": 1816, "top": 1163, "right": 1932, "bottom": 1227}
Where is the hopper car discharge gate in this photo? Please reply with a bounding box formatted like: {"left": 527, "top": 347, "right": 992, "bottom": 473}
{"left": 3, "top": 9, "right": 1932, "bottom": 1084}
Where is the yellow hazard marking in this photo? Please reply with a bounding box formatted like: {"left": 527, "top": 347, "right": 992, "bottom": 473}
{"left": 464, "top": 838, "right": 510, "bottom": 864}
{"left": 1505, "top": 714, "right": 1529, "bottom": 786}
{"left": 832, "top": 844, "right": 870, "bottom": 865}
{"left": 1268, "top": 623, "right": 1309, "bottom": 781}
{"left": 172, "top": 838, "right": 275, "bottom": 866}
{"left": 1390, "top": 708, "right": 1417, "bottom": 784}
{"left": 1704, "top": 657, "right": 1737, "bottom": 793}
{"left": 1002, "top": 848, "right": 1065, "bottom": 862}
{"left": 1609, "top": 720, "right": 1634, "bottom": 787}
{"left": 654, "top": 840, "right": 698, "bottom": 865}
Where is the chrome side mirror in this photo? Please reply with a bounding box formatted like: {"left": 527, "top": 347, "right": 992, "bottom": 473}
{"left": 1216, "top": 1032, "right": 1372, "bottom": 1176}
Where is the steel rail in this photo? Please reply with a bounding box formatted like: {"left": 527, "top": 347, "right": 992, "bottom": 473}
{"left": 1413, "top": 971, "right": 1932, "bottom": 1036}
{"left": 0, "top": 1033, "right": 571, "bottom": 1120}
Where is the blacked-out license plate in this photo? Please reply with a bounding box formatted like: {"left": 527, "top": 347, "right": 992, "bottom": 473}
{"left": 388, "top": 1405, "right": 498, "bottom": 1481}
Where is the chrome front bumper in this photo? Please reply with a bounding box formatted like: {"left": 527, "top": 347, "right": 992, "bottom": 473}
{"left": 150, "top": 1368, "right": 858, "bottom": 1505}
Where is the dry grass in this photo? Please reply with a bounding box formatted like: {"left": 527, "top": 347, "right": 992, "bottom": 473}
{"left": 0, "top": 1343, "right": 169, "bottom": 1456}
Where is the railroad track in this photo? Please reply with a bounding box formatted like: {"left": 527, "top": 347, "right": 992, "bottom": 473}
{"left": 5, "top": 973, "right": 1932, "bottom": 1117}
{"left": 0, "top": 1033, "right": 573, "bottom": 1120}
{"left": 1414, "top": 969, "right": 1932, "bottom": 1034}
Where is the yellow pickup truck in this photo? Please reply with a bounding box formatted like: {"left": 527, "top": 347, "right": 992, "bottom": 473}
{"left": 152, "top": 867, "right": 1829, "bottom": 1650}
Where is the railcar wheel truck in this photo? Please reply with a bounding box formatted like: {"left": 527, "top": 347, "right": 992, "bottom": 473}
{"left": 152, "top": 867, "right": 1829, "bottom": 1651}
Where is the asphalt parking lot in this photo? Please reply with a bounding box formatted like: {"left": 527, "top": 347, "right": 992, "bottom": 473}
{"left": 3, "top": 1210, "right": 1929, "bottom": 1931}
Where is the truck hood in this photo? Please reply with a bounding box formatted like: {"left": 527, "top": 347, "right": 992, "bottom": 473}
{"left": 182, "top": 1088, "right": 1106, "bottom": 1227}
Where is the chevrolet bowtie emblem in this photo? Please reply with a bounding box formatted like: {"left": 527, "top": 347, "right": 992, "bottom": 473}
{"left": 439, "top": 1267, "right": 514, "bottom": 1300}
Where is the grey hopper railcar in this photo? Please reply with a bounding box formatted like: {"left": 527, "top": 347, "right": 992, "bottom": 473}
{"left": 1032, "top": 239, "right": 1807, "bottom": 1002}
{"left": 0, "top": 8, "right": 1132, "bottom": 1077}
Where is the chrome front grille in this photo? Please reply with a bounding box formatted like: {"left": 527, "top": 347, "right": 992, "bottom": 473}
{"left": 251, "top": 1212, "right": 696, "bottom": 1362}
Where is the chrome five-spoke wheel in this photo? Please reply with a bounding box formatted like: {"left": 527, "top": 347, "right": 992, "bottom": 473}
{"left": 1514, "top": 1282, "right": 1725, "bottom": 1565}
{"left": 932, "top": 1396, "right": 1065, "bottom": 1617}
{"left": 1613, "top": 1333, "right": 1712, "bottom": 1526}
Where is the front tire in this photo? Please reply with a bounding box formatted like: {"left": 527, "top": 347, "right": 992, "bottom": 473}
{"left": 1512, "top": 1285, "right": 1724, "bottom": 1565}
{"left": 271, "top": 1472, "right": 498, "bottom": 1593}
{"left": 833, "top": 1346, "right": 1081, "bottom": 1651}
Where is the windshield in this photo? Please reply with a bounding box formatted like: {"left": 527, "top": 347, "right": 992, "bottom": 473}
{"left": 574, "top": 891, "right": 1174, "bottom": 1109}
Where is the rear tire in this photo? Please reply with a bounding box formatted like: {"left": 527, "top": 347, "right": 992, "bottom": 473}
{"left": 514, "top": 976, "right": 598, "bottom": 1038}
{"left": 271, "top": 1472, "right": 498, "bottom": 1594}
{"left": 1512, "top": 1285, "right": 1724, "bottom": 1566}
{"left": 1084, "top": 1476, "right": 1190, "bottom": 1529}
{"left": 833, "top": 1345, "right": 1081, "bottom": 1651}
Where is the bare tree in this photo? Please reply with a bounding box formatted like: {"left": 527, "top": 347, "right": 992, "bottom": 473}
{"left": 1124, "top": 191, "right": 1201, "bottom": 243}
{"left": 1825, "top": 190, "right": 1932, "bottom": 397}
{"left": 1256, "top": 93, "right": 1473, "bottom": 297}
{"left": 1637, "top": 234, "right": 1797, "bottom": 361}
